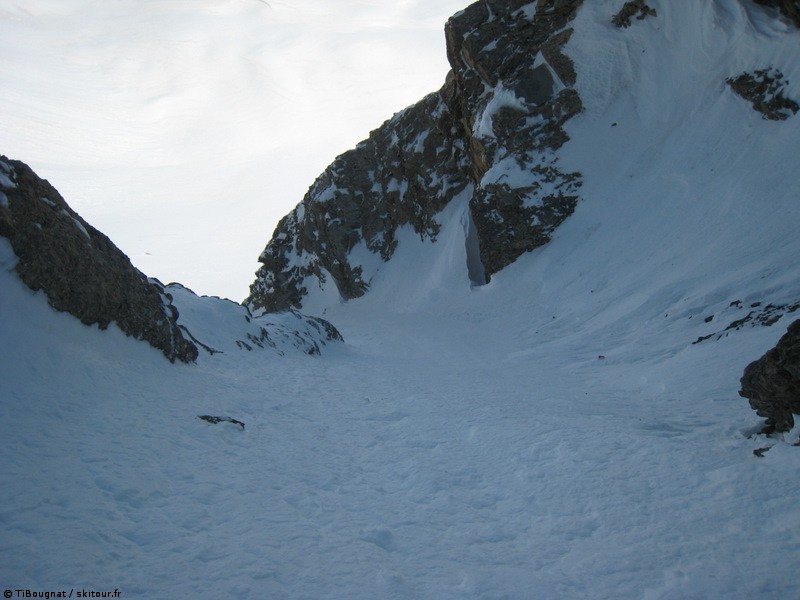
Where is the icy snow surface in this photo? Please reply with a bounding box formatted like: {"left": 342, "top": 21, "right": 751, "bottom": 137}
{"left": 2, "top": 0, "right": 800, "bottom": 598}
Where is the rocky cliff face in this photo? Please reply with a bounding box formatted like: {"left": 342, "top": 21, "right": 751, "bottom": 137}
{"left": 246, "top": 0, "right": 584, "bottom": 313}
{"left": 445, "top": 0, "right": 583, "bottom": 281}
{"left": 0, "top": 155, "right": 198, "bottom": 363}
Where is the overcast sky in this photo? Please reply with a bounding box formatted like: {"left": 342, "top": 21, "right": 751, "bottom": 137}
{"left": 0, "top": 0, "right": 468, "bottom": 301}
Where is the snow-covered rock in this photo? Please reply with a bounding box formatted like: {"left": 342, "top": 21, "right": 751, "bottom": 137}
{"left": 727, "top": 67, "right": 799, "bottom": 121}
{"left": 167, "top": 283, "right": 342, "bottom": 357}
{"left": 611, "top": 0, "right": 657, "bottom": 28}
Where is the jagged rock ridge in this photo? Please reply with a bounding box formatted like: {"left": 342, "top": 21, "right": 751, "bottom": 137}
{"left": 446, "top": 0, "right": 583, "bottom": 281}
{"left": 0, "top": 156, "right": 198, "bottom": 363}
{"left": 247, "top": 0, "right": 584, "bottom": 313}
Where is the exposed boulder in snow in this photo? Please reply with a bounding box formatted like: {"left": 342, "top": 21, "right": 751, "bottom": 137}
{"left": 197, "top": 415, "right": 245, "bottom": 430}
{"left": 740, "top": 319, "right": 800, "bottom": 433}
{"left": 246, "top": 0, "right": 584, "bottom": 313}
{"left": 0, "top": 155, "right": 198, "bottom": 363}
{"left": 727, "top": 68, "right": 799, "bottom": 121}
{"left": 611, "top": 0, "right": 657, "bottom": 28}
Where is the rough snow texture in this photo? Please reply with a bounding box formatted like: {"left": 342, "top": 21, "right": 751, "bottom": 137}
{"left": 740, "top": 319, "right": 800, "bottom": 432}
{"left": 0, "top": 155, "right": 198, "bottom": 363}
{"left": 247, "top": 0, "right": 584, "bottom": 313}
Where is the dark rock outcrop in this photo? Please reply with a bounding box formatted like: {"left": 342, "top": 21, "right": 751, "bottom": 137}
{"left": 727, "top": 68, "right": 799, "bottom": 121}
{"left": 0, "top": 155, "right": 198, "bottom": 363}
{"left": 612, "top": 0, "right": 657, "bottom": 28}
{"left": 739, "top": 319, "right": 800, "bottom": 433}
{"left": 754, "top": 0, "right": 800, "bottom": 28}
{"left": 197, "top": 415, "right": 245, "bottom": 430}
{"left": 247, "top": 0, "right": 584, "bottom": 313}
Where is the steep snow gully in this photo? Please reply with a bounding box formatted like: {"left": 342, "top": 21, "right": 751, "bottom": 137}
{"left": 2, "top": 1, "right": 800, "bottom": 599}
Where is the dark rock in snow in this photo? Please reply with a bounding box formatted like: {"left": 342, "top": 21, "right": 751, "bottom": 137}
{"left": 198, "top": 415, "right": 245, "bottom": 430}
{"left": 753, "top": 446, "right": 772, "bottom": 457}
{"left": 612, "top": 0, "right": 657, "bottom": 28}
{"left": 739, "top": 319, "right": 800, "bottom": 433}
{"left": 0, "top": 155, "right": 198, "bottom": 363}
{"left": 753, "top": 0, "right": 800, "bottom": 28}
{"left": 727, "top": 68, "right": 799, "bottom": 121}
{"left": 246, "top": 0, "right": 584, "bottom": 313}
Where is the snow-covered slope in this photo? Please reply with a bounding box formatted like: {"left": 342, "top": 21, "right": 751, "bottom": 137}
{"left": 2, "top": 1, "right": 800, "bottom": 599}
